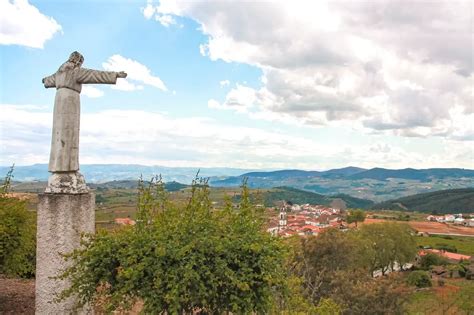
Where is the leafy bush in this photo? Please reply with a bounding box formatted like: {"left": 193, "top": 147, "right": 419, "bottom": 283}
{"left": 419, "top": 253, "right": 449, "bottom": 270}
{"left": 0, "top": 166, "right": 36, "bottom": 278}
{"left": 314, "top": 298, "right": 342, "bottom": 314}
{"left": 287, "top": 226, "right": 411, "bottom": 314}
{"left": 407, "top": 271, "right": 432, "bottom": 288}
{"left": 59, "top": 177, "right": 287, "bottom": 314}
{"left": 435, "top": 243, "right": 457, "bottom": 253}
{"left": 465, "top": 266, "right": 474, "bottom": 280}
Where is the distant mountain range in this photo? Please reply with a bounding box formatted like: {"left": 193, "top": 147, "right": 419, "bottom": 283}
{"left": 2, "top": 164, "right": 473, "bottom": 203}
{"left": 212, "top": 167, "right": 474, "bottom": 186}
{"left": 372, "top": 188, "right": 474, "bottom": 213}
{"left": 209, "top": 167, "right": 474, "bottom": 202}
{"left": 349, "top": 168, "right": 474, "bottom": 181}
{"left": 0, "top": 164, "right": 255, "bottom": 184}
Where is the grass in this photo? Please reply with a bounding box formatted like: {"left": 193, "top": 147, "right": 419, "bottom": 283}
{"left": 369, "top": 210, "right": 428, "bottom": 221}
{"left": 405, "top": 278, "right": 474, "bottom": 315}
{"left": 416, "top": 235, "right": 474, "bottom": 256}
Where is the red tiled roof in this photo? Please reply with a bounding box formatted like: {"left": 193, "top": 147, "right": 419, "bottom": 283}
{"left": 298, "top": 225, "right": 320, "bottom": 232}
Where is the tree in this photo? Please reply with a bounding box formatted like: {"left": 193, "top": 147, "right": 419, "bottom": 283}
{"left": 419, "top": 252, "right": 449, "bottom": 270}
{"left": 329, "top": 273, "right": 409, "bottom": 314}
{"left": 59, "top": 176, "right": 287, "bottom": 314}
{"left": 286, "top": 225, "right": 412, "bottom": 314}
{"left": 288, "top": 228, "right": 368, "bottom": 304}
{"left": 346, "top": 209, "right": 366, "bottom": 227}
{"left": 314, "top": 298, "right": 342, "bottom": 314}
{"left": 406, "top": 271, "right": 432, "bottom": 288}
{"left": 0, "top": 165, "right": 36, "bottom": 278}
{"left": 358, "top": 222, "right": 418, "bottom": 276}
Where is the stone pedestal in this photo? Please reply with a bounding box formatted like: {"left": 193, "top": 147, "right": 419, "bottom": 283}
{"left": 35, "top": 193, "right": 95, "bottom": 315}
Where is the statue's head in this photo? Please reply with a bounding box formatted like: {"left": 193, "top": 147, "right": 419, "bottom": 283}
{"left": 68, "top": 51, "right": 84, "bottom": 67}
{"left": 58, "top": 51, "right": 84, "bottom": 72}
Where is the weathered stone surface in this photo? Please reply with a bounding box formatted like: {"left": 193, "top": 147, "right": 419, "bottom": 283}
{"left": 36, "top": 51, "right": 126, "bottom": 314}
{"left": 43, "top": 51, "right": 127, "bottom": 174}
{"left": 35, "top": 193, "right": 95, "bottom": 315}
{"left": 45, "top": 172, "right": 89, "bottom": 194}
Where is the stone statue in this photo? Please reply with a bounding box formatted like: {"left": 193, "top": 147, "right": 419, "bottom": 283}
{"left": 42, "top": 51, "right": 127, "bottom": 193}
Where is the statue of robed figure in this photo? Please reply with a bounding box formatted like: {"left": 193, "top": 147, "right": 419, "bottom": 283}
{"left": 42, "top": 51, "right": 127, "bottom": 193}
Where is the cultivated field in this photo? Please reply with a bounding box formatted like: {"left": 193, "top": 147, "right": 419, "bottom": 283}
{"left": 363, "top": 218, "right": 474, "bottom": 236}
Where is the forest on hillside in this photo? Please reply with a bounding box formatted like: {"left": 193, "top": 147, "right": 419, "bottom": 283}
{"left": 372, "top": 188, "right": 474, "bottom": 213}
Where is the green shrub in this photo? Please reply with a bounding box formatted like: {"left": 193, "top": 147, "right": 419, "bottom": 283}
{"left": 407, "top": 271, "right": 432, "bottom": 288}
{"left": 314, "top": 298, "right": 342, "bottom": 314}
{"left": 435, "top": 243, "right": 457, "bottom": 253}
{"left": 466, "top": 269, "right": 474, "bottom": 280}
{"left": 0, "top": 166, "right": 36, "bottom": 278}
{"left": 419, "top": 253, "right": 449, "bottom": 270}
{"left": 59, "top": 177, "right": 287, "bottom": 314}
{"left": 447, "top": 264, "right": 465, "bottom": 278}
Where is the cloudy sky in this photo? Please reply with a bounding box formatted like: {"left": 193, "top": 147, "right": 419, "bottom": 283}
{"left": 0, "top": 0, "right": 472, "bottom": 170}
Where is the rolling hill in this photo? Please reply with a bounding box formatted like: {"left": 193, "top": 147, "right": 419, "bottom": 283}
{"left": 349, "top": 168, "right": 474, "bottom": 181}
{"left": 4, "top": 165, "right": 473, "bottom": 203}
{"left": 237, "top": 186, "right": 374, "bottom": 209}
{"left": 213, "top": 167, "right": 474, "bottom": 186}
{"left": 371, "top": 188, "right": 474, "bottom": 213}
{"left": 210, "top": 167, "right": 474, "bottom": 202}
{"left": 0, "top": 164, "right": 255, "bottom": 183}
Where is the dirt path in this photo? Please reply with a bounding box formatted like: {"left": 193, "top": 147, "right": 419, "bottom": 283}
{"left": 0, "top": 275, "right": 35, "bottom": 314}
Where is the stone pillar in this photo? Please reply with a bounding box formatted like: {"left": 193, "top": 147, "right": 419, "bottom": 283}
{"left": 35, "top": 193, "right": 95, "bottom": 315}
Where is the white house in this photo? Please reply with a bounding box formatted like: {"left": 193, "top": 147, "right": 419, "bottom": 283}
{"left": 454, "top": 217, "right": 465, "bottom": 225}
{"left": 291, "top": 204, "right": 302, "bottom": 211}
{"left": 444, "top": 215, "right": 455, "bottom": 222}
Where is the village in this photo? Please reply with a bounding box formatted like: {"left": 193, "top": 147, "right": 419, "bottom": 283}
{"left": 266, "top": 203, "right": 345, "bottom": 237}
{"left": 263, "top": 202, "right": 474, "bottom": 283}
{"left": 426, "top": 213, "right": 474, "bottom": 227}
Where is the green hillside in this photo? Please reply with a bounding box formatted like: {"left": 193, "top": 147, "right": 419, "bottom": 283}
{"left": 372, "top": 188, "right": 474, "bottom": 213}
{"left": 236, "top": 186, "right": 374, "bottom": 209}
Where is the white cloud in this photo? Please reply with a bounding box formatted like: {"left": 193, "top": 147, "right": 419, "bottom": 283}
{"left": 208, "top": 84, "right": 257, "bottom": 113}
{"left": 219, "top": 80, "right": 230, "bottom": 87}
{"left": 0, "top": 0, "right": 62, "bottom": 48}
{"left": 82, "top": 86, "right": 104, "bottom": 98}
{"left": 155, "top": 14, "right": 176, "bottom": 27}
{"left": 102, "top": 54, "right": 167, "bottom": 91}
{"left": 142, "top": 1, "right": 155, "bottom": 19}
{"left": 152, "top": 0, "right": 473, "bottom": 141}
{"left": 142, "top": 0, "right": 181, "bottom": 27}
{"left": 1, "top": 104, "right": 473, "bottom": 169}
{"left": 111, "top": 79, "right": 144, "bottom": 92}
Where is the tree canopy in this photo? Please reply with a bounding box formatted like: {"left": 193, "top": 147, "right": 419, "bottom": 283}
{"left": 0, "top": 166, "right": 36, "bottom": 278}
{"left": 59, "top": 177, "right": 287, "bottom": 314}
{"left": 358, "top": 222, "right": 418, "bottom": 276}
{"left": 286, "top": 223, "right": 416, "bottom": 314}
{"left": 346, "top": 209, "right": 366, "bottom": 227}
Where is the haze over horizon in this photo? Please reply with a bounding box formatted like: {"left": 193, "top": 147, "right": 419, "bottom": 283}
{"left": 1, "top": 163, "right": 473, "bottom": 173}
{"left": 1, "top": 0, "right": 473, "bottom": 170}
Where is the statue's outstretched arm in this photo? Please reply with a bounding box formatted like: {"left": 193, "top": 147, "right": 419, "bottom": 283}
{"left": 76, "top": 68, "right": 126, "bottom": 84}
{"left": 42, "top": 74, "right": 56, "bottom": 88}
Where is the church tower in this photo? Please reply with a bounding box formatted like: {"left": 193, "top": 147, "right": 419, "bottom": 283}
{"left": 278, "top": 209, "right": 287, "bottom": 229}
